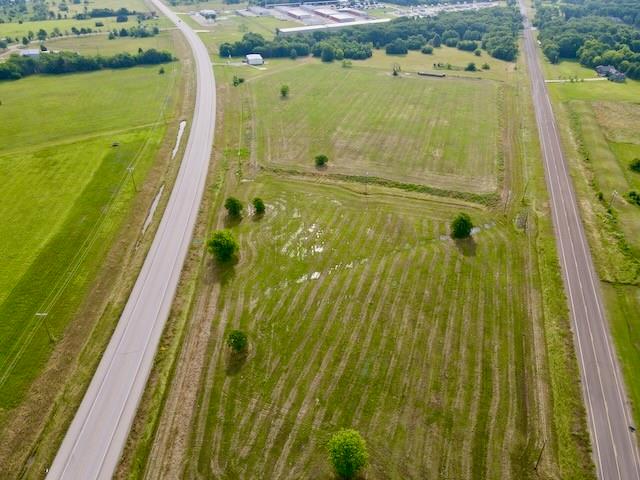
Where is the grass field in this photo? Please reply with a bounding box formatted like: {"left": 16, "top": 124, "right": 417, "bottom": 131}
{"left": 225, "top": 61, "right": 502, "bottom": 195}
{"left": 0, "top": 63, "right": 179, "bottom": 412}
{"left": 187, "top": 176, "right": 548, "bottom": 479}
{"left": 547, "top": 77, "right": 640, "bottom": 429}
{"left": 120, "top": 28, "right": 594, "bottom": 480}
{"left": 45, "top": 29, "right": 176, "bottom": 55}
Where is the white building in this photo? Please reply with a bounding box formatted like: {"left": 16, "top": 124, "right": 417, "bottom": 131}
{"left": 199, "top": 9, "right": 217, "bottom": 19}
{"left": 246, "top": 53, "right": 264, "bottom": 66}
{"left": 20, "top": 49, "right": 42, "bottom": 57}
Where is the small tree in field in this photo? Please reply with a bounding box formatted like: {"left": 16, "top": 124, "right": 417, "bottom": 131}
{"left": 315, "top": 154, "right": 328, "bottom": 168}
{"left": 327, "top": 429, "right": 368, "bottom": 479}
{"left": 451, "top": 213, "right": 473, "bottom": 239}
{"left": 252, "top": 197, "right": 265, "bottom": 215}
{"left": 280, "top": 84, "right": 289, "bottom": 98}
{"left": 207, "top": 229, "right": 238, "bottom": 262}
{"left": 224, "top": 196, "right": 243, "bottom": 218}
{"left": 630, "top": 158, "right": 640, "bottom": 173}
{"left": 227, "top": 330, "right": 247, "bottom": 353}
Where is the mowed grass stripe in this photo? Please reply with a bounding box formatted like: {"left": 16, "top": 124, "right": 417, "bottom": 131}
{"left": 186, "top": 177, "right": 547, "bottom": 477}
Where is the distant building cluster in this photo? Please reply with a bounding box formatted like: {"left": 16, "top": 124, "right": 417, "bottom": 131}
{"left": 596, "top": 65, "right": 625, "bottom": 82}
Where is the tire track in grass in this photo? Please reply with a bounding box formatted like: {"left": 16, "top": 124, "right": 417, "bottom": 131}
{"left": 349, "top": 245, "right": 422, "bottom": 433}
{"left": 414, "top": 246, "right": 455, "bottom": 475}
{"left": 428, "top": 253, "right": 463, "bottom": 476}
{"left": 329, "top": 228, "right": 403, "bottom": 429}
{"left": 291, "top": 247, "right": 395, "bottom": 476}
{"left": 237, "top": 208, "right": 370, "bottom": 474}
{"left": 227, "top": 203, "right": 355, "bottom": 468}
{"left": 366, "top": 248, "right": 427, "bottom": 440}
{"left": 209, "top": 267, "right": 251, "bottom": 473}
{"left": 437, "top": 254, "right": 469, "bottom": 479}
{"left": 476, "top": 232, "right": 503, "bottom": 477}
{"left": 384, "top": 247, "right": 439, "bottom": 469}
{"left": 396, "top": 243, "right": 449, "bottom": 476}
{"left": 253, "top": 213, "right": 374, "bottom": 477}
{"left": 444, "top": 262, "right": 481, "bottom": 478}
{"left": 459, "top": 268, "right": 487, "bottom": 478}
{"left": 277, "top": 213, "right": 392, "bottom": 476}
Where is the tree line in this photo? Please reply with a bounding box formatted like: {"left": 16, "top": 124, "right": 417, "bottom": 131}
{"left": 535, "top": 0, "right": 640, "bottom": 79}
{"left": 220, "top": 7, "right": 520, "bottom": 62}
{"left": 0, "top": 48, "right": 173, "bottom": 81}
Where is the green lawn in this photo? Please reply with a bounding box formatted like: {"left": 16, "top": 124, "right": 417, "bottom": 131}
{"left": 0, "top": 63, "right": 178, "bottom": 411}
{"left": 46, "top": 29, "right": 176, "bottom": 56}
{"left": 189, "top": 176, "right": 548, "bottom": 479}
{"left": 230, "top": 61, "right": 501, "bottom": 195}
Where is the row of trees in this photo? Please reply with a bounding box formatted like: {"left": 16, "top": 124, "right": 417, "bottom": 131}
{"left": 219, "top": 7, "right": 519, "bottom": 62}
{"left": 108, "top": 25, "right": 160, "bottom": 39}
{"left": 535, "top": 0, "right": 640, "bottom": 79}
{"left": 219, "top": 32, "right": 372, "bottom": 61}
{"left": 0, "top": 48, "right": 173, "bottom": 81}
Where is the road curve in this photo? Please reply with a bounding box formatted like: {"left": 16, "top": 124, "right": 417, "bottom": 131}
{"left": 518, "top": 2, "right": 640, "bottom": 479}
{"left": 47, "top": 2, "right": 215, "bottom": 479}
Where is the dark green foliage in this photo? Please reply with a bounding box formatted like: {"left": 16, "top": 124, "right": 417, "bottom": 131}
{"left": 630, "top": 158, "right": 640, "bottom": 173}
{"left": 315, "top": 154, "right": 328, "bottom": 167}
{"left": 474, "top": 48, "right": 481, "bottom": 56}
{"left": 0, "top": 49, "right": 173, "bottom": 81}
{"left": 321, "top": 45, "right": 335, "bottom": 62}
{"left": 385, "top": 38, "right": 408, "bottom": 55}
{"left": 252, "top": 197, "right": 266, "bottom": 215}
{"left": 465, "top": 62, "right": 477, "bottom": 71}
{"left": 627, "top": 190, "right": 640, "bottom": 206}
{"left": 327, "top": 429, "right": 368, "bottom": 479}
{"left": 482, "top": 62, "right": 490, "bottom": 70}
{"left": 457, "top": 40, "right": 478, "bottom": 51}
{"left": 421, "top": 45, "right": 434, "bottom": 54}
{"left": 224, "top": 196, "right": 244, "bottom": 218}
{"left": 535, "top": 0, "right": 640, "bottom": 79}
{"left": 207, "top": 229, "right": 239, "bottom": 262}
{"left": 451, "top": 212, "right": 473, "bottom": 238}
{"left": 280, "top": 84, "right": 289, "bottom": 98}
{"left": 227, "top": 330, "right": 248, "bottom": 352}
{"left": 232, "top": 75, "right": 245, "bottom": 86}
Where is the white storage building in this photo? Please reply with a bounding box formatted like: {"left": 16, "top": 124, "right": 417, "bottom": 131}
{"left": 246, "top": 53, "right": 264, "bottom": 66}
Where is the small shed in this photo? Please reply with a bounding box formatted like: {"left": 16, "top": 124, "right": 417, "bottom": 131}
{"left": 20, "top": 49, "right": 41, "bottom": 57}
{"left": 199, "top": 9, "right": 217, "bottom": 19}
{"left": 246, "top": 53, "right": 264, "bottom": 66}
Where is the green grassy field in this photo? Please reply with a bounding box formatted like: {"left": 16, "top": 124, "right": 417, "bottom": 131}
{"left": 227, "top": 61, "right": 501, "bottom": 195}
{"left": 188, "top": 176, "right": 548, "bottom": 479}
{"left": 45, "top": 29, "right": 176, "bottom": 55}
{"left": 122, "top": 27, "right": 594, "bottom": 479}
{"left": 547, "top": 77, "right": 640, "bottom": 429}
{"left": 0, "top": 63, "right": 178, "bottom": 412}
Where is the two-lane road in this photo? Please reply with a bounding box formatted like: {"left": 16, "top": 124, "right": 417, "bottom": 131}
{"left": 518, "top": 2, "right": 640, "bottom": 478}
{"left": 47, "top": 2, "right": 216, "bottom": 478}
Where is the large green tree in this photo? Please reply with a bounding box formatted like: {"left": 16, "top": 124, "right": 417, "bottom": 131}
{"left": 207, "top": 229, "right": 239, "bottom": 262}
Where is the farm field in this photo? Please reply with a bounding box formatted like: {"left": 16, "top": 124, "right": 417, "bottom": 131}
{"left": 546, "top": 78, "right": 640, "bottom": 428}
{"left": 0, "top": 60, "right": 180, "bottom": 470}
{"left": 185, "top": 176, "right": 549, "bottom": 479}
{"left": 236, "top": 61, "right": 501, "bottom": 195}
{"left": 123, "top": 23, "right": 594, "bottom": 479}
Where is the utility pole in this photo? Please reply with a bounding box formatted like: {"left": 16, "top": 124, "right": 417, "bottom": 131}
{"left": 36, "top": 312, "right": 54, "bottom": 343}
{"left": 127, "top": 165, "right": 138, "bottom": 192}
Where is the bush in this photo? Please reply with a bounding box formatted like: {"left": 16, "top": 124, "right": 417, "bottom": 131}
{"left": 451, "top": 213, "right": 473, "bottom": 238}
{"left": 207, "top": 229, "right": 239, "bottom": 262}
{"left": 252, "top": 197, "right": 265, "bottom": 215}
{"left": 474, "top": 48, "right": 482, "bottom": 56}
{"left": 630, "top": 158, "right": 640, "bottom": 173}
{"left": 464, "top": 62, "right": 477, "bottom": 71}
{"left": 327, "top": 429, "right": 368, "bottom": 479}
{"left": 116, "top": 14, "right": 128, "bottom": 22}
{"left": 280, "top": 84, "right": 289, "bottom": 98}
{"left": 227, "top": 330, "right": 248, "bottom": 352}
{"left": 482, "top": 62, "right": 490, "bottom": 70}
{"left": 627, "top": 190, "right": 640, "bottom": 206}
{"left": 315, "top": 154, "right": 328, "bottom": 167}
{"left": 421, "top": 45, "right": 433, "bottom": 54}
{"left": 224, "top": 196, "right": 243, "bottom": 218}
{"left": 385, "top": 38, "right": 407, "bottom": 55}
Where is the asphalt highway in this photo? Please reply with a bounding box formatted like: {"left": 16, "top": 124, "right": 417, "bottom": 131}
{"left": 519, "top": 2, "right": 640, "bottom": 478}
{"left": 46, "top": 1, "right": 216, "bottom": 478}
